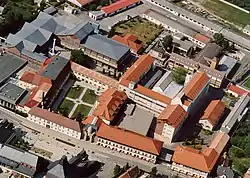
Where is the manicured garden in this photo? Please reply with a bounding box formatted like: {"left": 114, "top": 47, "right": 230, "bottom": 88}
{"left": 66, "top": 86, "right": 84, "bottom": 99}
{"left": 57, "top": 99, "right": 75, "bottom": 117}
{"left": 72, "top": 104, "right": 91, "bottom": 118}
{"left": 110, "top": 17, "right": 163, "bottom": 48}
{"left": 243, "top": 78, "right": 250, "bottom": 90}
{"left": 82, "top": 89, "right": 98, "bottom": 104}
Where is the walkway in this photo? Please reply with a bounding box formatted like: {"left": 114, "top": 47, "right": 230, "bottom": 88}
{"left": 67, "top": 87, "right": 96, "bottom": 118}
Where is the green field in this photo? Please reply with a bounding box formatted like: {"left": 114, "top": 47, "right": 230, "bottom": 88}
{"left": 243, "top": 78, "right": 250, "bottom": 90}
{"left": 72, "top": 104, "right": 91, "bottom": 118}
{"left": 58, "top": 99, "right": 75, "bottom": 117}
{"left": 67, "top": 86, "right": 84, "bottom": 99}
{"left": 202, "top": 0, "right": 250, "bottom": 26}
{"left": 82, "top": 89, "right": 98, "bottom": 104}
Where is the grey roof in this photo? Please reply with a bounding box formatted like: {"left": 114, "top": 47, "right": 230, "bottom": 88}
{"left": 119, "top": 105, "right": 154, "bottom": 136}
{"left": 217, "top": 166, "right": 234, "bottom": 178}
{"left": 143, "top": 9, "right": 198, "bottom": 38}
{"left": 43, "top": 6, "right": 57, "bottom": 15}
{"left": 219, "top": 55, "right": 237, "bottom": 76}
{"left": 244, "top": 25, "right": 250, "bottom": 31}
{"left": 41, "top": 56, "right": 69, "bottom": 81}
{"left": 82, "top": 34, "right": 130, "bottom": 61}
{"left": 21, "top": 49, "right": 47, "bottom": 63}
{"left": 221, "top": 93, "right": 250, "bottom": 133}
{"left": 6, "top": 22, "right": 53, "bottom": 52}
{"left": 153, "top": 71, "right": 183, "bottom": 98}
{"left": 0, "top": 144, "right": 38, "bottom": 176}
{"left": 0, "top": 54, "right": 27, "bottom": 84}
{"left": 172, "top": 38, "right": 194, "bottom": 52}
{"left": 0, "top": 83, "right": 27, "bottom": 105}
{"left": 194, "top": 43, "right": 222, "bottom": 63}
{"left": 67, "top": 22, "right": 95, "bottom": 41}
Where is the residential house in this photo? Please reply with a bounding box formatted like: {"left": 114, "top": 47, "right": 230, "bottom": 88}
{"left": 226, "top": 83, "right": 250, "bottom": 97}
{"left": 199, "top": 100, "right": 226, "bottom": 131}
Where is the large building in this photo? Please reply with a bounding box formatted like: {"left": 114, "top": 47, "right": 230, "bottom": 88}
{"left": 167, "top": 52, "right": 225, "bottom": 88}
{"left": 142, "top": 9, "right": 211, "bottom": 48}
{"left": 172, "top": 132, "right": 230, "bottom": 178}
{"left": 0, "top": 143, "right": 46, "bottom": 178}
{"left": 155, "top": 104, "right": 188, "bottom": 143}
{"left": 28, "top": 107, "right": 82, "bottom": 139}
{"left": 96, "top": 123, "right": 163, "bottom": 163}
{"left": 199, "top": 100, "right": 226, "bottom": 131}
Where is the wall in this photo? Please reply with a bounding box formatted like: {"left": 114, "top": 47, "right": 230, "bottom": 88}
{"left": 27, "top": 114, "right": 81, "bottom": 139}
{"left": 171, "top": 163, "right": 208, "bottom": 178}
{"left": 97, "top": 137, "right": 157, "bottom": 163}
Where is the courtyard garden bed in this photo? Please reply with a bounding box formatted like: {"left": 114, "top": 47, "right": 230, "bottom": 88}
{"left": 67, "top": 86, "right": 84, "bottom": 99}
{"left": 72, "top": 104, "right": 92, "bottom": 118}
{"left": 82, "top": 89, "right": 98, "bottom": 105}
{"left": 57, "top": 99, "right": 75, "bottom": 117}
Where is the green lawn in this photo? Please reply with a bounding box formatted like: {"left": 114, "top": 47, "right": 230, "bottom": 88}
{"left": 82, "top": 89, "right": 98, "bottom": 104}
{"left": 72, "top": 104, "right": 91, "bottom": 118}
{"left": 67, "top": 86, "right": 84, "bottom": 99}
{"left": 113, "top": 17, "right": 163, "bottom": 48}
{"left": 243, "top": 78, "right": 250, "bottom": 90}
{"left": 202, "top": 0, "right": 250, "bottom": 27}
{"left": 58, "top": 99, "right": 75, "bottom": 117}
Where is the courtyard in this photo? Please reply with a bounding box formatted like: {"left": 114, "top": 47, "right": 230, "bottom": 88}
{"left": 111, "top": 16, "right": 163, "bottom": 48}
{"left": 243, "top": 77, "right": 250, "bottom": 90}
{"left": 57, "top": 80, "right": 99, "bottom": 119}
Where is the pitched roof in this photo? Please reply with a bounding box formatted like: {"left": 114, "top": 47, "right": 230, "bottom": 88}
{"left": 96, "top": 124, "right": 163, "bottom": 155}
{"left": 82, "top": 34, "right": 130, "bottom": 61}
{"left": 101, "top": 0, "right": 140, "bottom": 14}
{"left": 118, "top": 166, "right": 140, "bottom": 178}
{"left": 172, "top": 132, "right": 229, "bottom": 172}
{"left": 70, "top": 62, "right": 119, "bottom": 89}
{"left": 201, "top": 100, "right": 225, "bottom": 126}
{"left": 227, "top": 84, "right": 250, "bottom": 97}
{"left": 82, "top": 116, "right": 103, "bottom": 128}
{"left": 157, "top": 105, "right": 187, "bottom": 128}
{"left": 76, "top": 0, "right": 95, "bottom": 6}
{"left": 112, "top": 34, "right": 143, "bottom": 53}
{"left": 20, "top": 71, "right": 52, "bottom": 86}
{"left": 29, "top": 107, "right": 81, "bottom": 132}
{"left": 183, "top": 72, "right": 210, "bottom": 100}
{"left": 120, "top": 54, "right": 154, "bottom": 83}
{"left": 93, "top": 88, "right": 127, "bottom": 121}
{"left": 194, "top": 33, "right": 211, "bottom": 44}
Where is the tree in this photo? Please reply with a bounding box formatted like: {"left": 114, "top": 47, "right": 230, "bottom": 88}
{"left": 213, "top": 33, "right": 225, "bottom": 46}
{"left": 100, "top": 0, "right": 109, "bottom": 6}
{"left": 39, "top": 0, "right": 46, "bottom": 11}
{"left": 71, "top": 50, "right": 84, "bottom": 63}
{"left": 162, "top": 35, "right": 173, "bottom": 51}
{"left": 113, "top": 164, "right": 121, "bottom": 176}
{"left": 149, "top": 167, "right": 157, "bottom": 178}
{"left": 123, "top": 162, "right": 130, "bottom": 171}
{"left": 171, "top": 67, "right": 187, "bottom": 84}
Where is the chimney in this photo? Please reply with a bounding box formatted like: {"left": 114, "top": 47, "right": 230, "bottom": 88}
{"left": 52, "top": 38, "right": 56, "bottom": 55}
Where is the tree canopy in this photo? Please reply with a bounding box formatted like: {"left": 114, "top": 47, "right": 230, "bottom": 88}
{"left": 213, "top": 33, "right": 235, "bottom": 52}
{"left": 162, "top": 35, "right": 173, "bottom": 51}
{"left": 172, "top": 67, "right": 188, "bottom": 85}
{"left": 0, "top": 0, "right": 38, "bottom": 36}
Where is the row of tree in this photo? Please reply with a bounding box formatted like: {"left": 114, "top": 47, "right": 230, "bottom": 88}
{"left": 226, "top": 0, "right": 250, "bottom": 11}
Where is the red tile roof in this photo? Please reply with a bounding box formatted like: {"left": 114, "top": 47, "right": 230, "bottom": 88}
{"left": 183, "top": 72, "right": 210, "bottom": 100}
{"left": 118, "top": 166, "right": 140, "bottom": 178}
{"left": 112, "top": 34, "right": 143, "bottom": 53}
{"left": 194, "top": 33, "right": 212, "bottom": 44}
{"left": 97, "top": 123, "right": 163, "bottom": 155}
{"left": 227, "top": 83, "right": 250, "bottom": 97}
{"left": 29, "top": 107, "right": 81, "bottom": 132}
{"left": 93, "top": 88, "right": 127, "bottom": 121}
{"left": 120, "top": 54, "right": 154, "bottom": 83}
{"left": 157, "top": 105, "right": 187, "bottom": 128}
{"left": 20, "top": 71, "right": 52, "bottom": 87}
{"left": 172, "top": 132, "right": 229, "bottom": 172}
{"left": 76, "top": 0, "right": 94, "bottom": 5}
{"left": 201, "top": 100, "right": 225, "bottom": 126}
{"left": 71, "top": 62, "right": 119, "bottom": 89}
{"left": 82, "top": 116, "right": 103, "bottom": 128}
{"left": 101, "top": 0, "right": 140, "bottom": 14}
